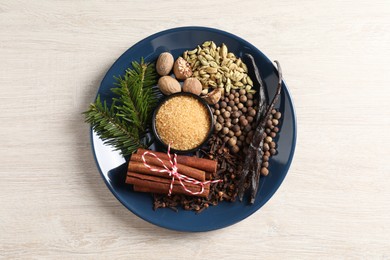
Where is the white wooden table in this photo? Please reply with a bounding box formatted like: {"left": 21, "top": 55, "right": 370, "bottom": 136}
{"left": 1, "top": 1, "right": 389, "bottom": 258}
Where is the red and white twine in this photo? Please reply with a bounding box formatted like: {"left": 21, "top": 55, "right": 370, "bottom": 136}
{"left": 141, "top": 144, "right": 222, "bottom": 196}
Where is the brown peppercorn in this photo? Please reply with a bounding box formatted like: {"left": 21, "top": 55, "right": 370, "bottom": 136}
{"left": 246, "top": 99, "right": 254, "bottom": 107}
{"left": 244, "top": 125, "right": 252, "bottom": 132}
{"left": 228, "top": 100, "right": 235, "bottom": 107}
{"left": 240, "top": 119, "right": 248, "bottom": 126}
{"left": 263, "top": 143, "right": 270, "bottom": 151}
{"left": 222, "top": 127, "right": 229, "bottom": 135}
{"left": 237, "top": 103, "right": 244, "bottom": 109}
{"left": 274, "top": 112, "right": 282, "bottom": 119}
{"left": 215, "top": 123, "right": 222, "bottom": 132}
{"left": 260, "top": 167, "right": 269, "bottom": 176}
{"left": 239, "top": 135, "right": 245, "bottom": 141}
{"left": 226, "top": 106, "right": 232, "bottom": 112}
{"left": 270, "top": 141, "right": 276, "bottom": 149}
{"left": 223, "top": 111, "right": 231, "bottom": 119}
{"left": 239, "top": 95, "right": 247, "bottom": 103}
{"left": 223, "top": 136, "right": 230, "bottom": 143}
{"left": 221, "top": 108, "right": 226, "bottom": 113}
{"left": 239, "top": 89, "right": 246, "bottom": 95}
{"left": 234, "top": 97, "right": 240, "bottom": 104}
{"left": 231, "top": 145, "right": 240, "bottom": 153}
{"left": 270, "top": 148, "right": 277, "bottom": 155}
{"left": 262, "top": 161, "right": 269, "bottom": 167}
{"left": 265, "top": 128, "right": 271, "bottom": 134}
{"left": 247, "top": 116, "right": 254, "bottom": 123}
{"left": 232, "top": 125, "right": 240, "bottom": 132}
{"left": 234, "top": 92, "right": 240, "bottom": 98}
{"left": 228, "top": 136, "right": 237, "bottom": 146}
{"left": 232, "top": 118, "right": 239, "bottom": 124}
{"left": 271, "top": 109, "right": 277, "bottom": 114}
{"left": 225, "top": 121, "right": 232, "bottom": 128}
{"left": 272, "top": 119, "right": 279, "bottom": 126}
{"left": 214, "top": 103, "right": 220, "bottom": 109}
{"left": 267, "top": 120, "right": 273, "bottom": 127}
{"left": 232, "top": 111, "right": 240, "bottom": 118}
{"left": 247, "top": 93, "right": 253, "bottom": 100}
{"left": 270, "top": 132, "right": 276, "bottom": 138}
{"left": 232, "top": 106, "right": 238, "bottom": 111}
{"left": 235, "top": 130, "right": 242, "bottom": 137}
{"left": 220, "top": 101, "right": 227, "bottom": 108}
{"left": 215, "top": 109, "right": 221, "bottom": 116}
{"left": 228, "top": 130, "right": 235, "bottom": 137}
{"left": 263, "top": 155, "right": 269, "bottom": 162}
{"left": 265, "top": 136, "right": 272, "bottom": 143}
{"left": 217, "top": 115, "right": 224, "bottom": 123}
{"left": 231, "top": 89, "right": 236, "bottom": 94}
{"left": 248, "top": 109, "right": 256, "bottom": 117}
{"left": 273, "top": 127, "right": 279, "bottom": 133}
{"left": 229, "top": 94, "right": 234, "bottom": 100}
{"left": 242, "top": 107, "right": 247, "bottom": 113}
{"left": 264, "top": 151, "right": 271, "bottom": 157}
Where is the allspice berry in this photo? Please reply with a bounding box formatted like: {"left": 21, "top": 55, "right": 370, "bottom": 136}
{"left": 223, "top": 111, "right": 231, "bottom": 118}
{"left": 239, "top": 95, "right": 247, "bottom": 103}
{"left": 214, "top": 123, "right": 222, "bottom": 132}
{"left": 260, "top": 167, "right": 269, "bottom": 176}
{"left": 231, "top": 145, "right": 240, "bottom": 153}
{"left": 228, "top": 137, "right": 237, "bottom": 146}
{"left": 222, "top": 127, "right": 229, "bottom": 135}
{"left": 274, "top": 112, "right": 282, "bottom": 119}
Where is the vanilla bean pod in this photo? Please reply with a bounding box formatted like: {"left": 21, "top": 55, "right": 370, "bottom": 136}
{"left": 250, "top": 61, "right": 283, "bottom": 203}
{"left": 238, "top": 60, "right": 283, "bottom": 203}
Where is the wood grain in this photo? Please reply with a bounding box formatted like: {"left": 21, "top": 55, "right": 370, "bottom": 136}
{"left": 1, "top": 0, "right": 389, "bottom": 259}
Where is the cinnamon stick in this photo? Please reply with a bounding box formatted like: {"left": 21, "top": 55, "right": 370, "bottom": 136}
{"left": 130, "top": 153, "right": 206, "bottom": 181}
{"left": 136, "top": 148, "right": 217, "bottom": 174}
{"left": 126, "top": 172, "right": 209, "bottom": 198}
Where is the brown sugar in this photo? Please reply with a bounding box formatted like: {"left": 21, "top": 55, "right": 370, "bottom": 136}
{"left": 155, "top": 95, "right": 211, "bottom": 151}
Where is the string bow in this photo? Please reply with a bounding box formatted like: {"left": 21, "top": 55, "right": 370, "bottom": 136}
{"left": 141, "top": 144, "right": 222, "bottom": 196}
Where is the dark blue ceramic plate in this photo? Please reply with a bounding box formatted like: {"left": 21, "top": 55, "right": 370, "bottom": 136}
{"left": 91, "top": 26, "right": 296, "bottom": 232}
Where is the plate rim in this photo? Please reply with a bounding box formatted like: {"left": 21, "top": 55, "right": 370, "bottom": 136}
{"left": 89, "top": 26, "right": 297, "bottom": 232}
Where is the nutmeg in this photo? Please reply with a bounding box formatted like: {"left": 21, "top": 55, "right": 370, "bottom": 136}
{"left": 156, "top": 52, "right": 174, "bottom": 76}
{"left": 173, "top": 57, "right": 192, "bottom": 80}
{"left": 182, "top": 78, "right": 202, "bottom": 95}
{"left": 157, "top": 76, "right": 181, "bottom": 95}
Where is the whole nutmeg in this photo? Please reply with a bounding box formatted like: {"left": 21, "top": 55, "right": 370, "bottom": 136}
{"left": 158, "top": 76, "right": 181, "bottom": 95}
{"left": 156, "top": 52, "right": 174, "bottom": 76}
{"left": 183, "top": 78, "right": 202, "bottom": 95}
{"left": 203, "top": 88, "right": 222, "bottom": 105}
{"left": 173, "top": 57, "right": 192, "bottom": 80}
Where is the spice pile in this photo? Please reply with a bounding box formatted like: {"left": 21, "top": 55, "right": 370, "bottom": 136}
{"left": 85, "top": 41, "right": 284, "bottom": 213}
{"left": 150, "top": 41, "right": 284, "bottom": 211}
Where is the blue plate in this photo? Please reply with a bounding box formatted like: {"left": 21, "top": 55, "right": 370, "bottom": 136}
{"left": 91, "top": 26, "right": 297, "bottom": 232}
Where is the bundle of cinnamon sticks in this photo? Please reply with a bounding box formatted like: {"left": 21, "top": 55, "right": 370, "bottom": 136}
{"left": 126, "top": 148, "right": 218, "bottom": 198}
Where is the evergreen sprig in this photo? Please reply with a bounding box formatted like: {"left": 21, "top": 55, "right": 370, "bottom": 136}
{"left": 84, "top": 59, "right": 159, "bottom": 157}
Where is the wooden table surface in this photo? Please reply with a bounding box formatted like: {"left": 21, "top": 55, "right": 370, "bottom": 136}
{"left": 1, "top": 0, "right": 389, "bottom": 259}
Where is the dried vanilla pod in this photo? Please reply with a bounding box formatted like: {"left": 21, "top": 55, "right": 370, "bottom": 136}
{"left": 238, "top": 60, "right": 283, "bottom": 204}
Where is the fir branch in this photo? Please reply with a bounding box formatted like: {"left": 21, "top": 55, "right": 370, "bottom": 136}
{"left": 84, "top": 59, "right": 159, "bottom": 157}
{"left": 83, "top": 96, "right": 140, "bottom": 156}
